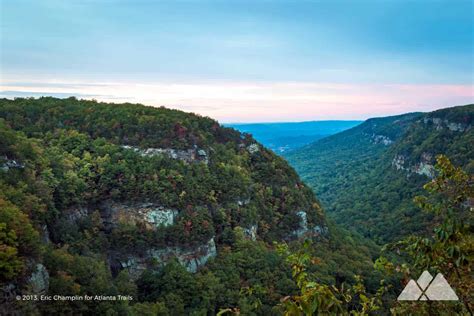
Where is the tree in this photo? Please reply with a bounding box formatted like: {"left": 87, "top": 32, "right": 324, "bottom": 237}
{"left": 0, "top": 198, "right": 40, "bottom": 281}
{"left": 276, "top": 240, "right": 387, "bottom": 315}
{"left": 378, "top": 155, "right": 473, "bottom": 314}
{"left": 0, "top": 222, "right": 23, "bottom": 280}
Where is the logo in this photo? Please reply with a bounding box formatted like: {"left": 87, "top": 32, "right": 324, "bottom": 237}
{"left": 397, "top": 271, "right": 458, "bottom": 301}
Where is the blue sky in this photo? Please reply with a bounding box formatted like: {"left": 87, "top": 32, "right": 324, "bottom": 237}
{"left": 1, "top": 0, "right": 473, "bottom": 122}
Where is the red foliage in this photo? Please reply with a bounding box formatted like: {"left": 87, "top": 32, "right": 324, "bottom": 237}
{"left": 174, "top": 123, "right": 188, "bottom": 139}
{"left": 184, "top": 220, "right": 193, "bottom": 232}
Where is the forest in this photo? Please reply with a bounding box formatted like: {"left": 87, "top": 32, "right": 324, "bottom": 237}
{"left": 0, "top": 98, "right": 472, "bottom": 314}
{"left": 0, "top": 97, "right": 382, "bottom": 315}
{"left": 2, "top": 0, "right": 472, "bottom": 314}
{"left": 287, "top": 105, "right": 473, "bottom": 243}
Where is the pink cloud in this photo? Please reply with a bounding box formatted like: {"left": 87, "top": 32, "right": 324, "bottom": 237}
{"left": 1, "top": 78, "right": 472, "bottom": 122}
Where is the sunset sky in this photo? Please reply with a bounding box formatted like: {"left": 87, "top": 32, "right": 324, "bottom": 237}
{"left": 1, "top": 0, "right": 473, "bottom": 122}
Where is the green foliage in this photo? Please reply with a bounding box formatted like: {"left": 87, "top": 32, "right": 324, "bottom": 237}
{"left": 287, "top": 105, "right": 473, "bottom": 243}
{"left": 273, "top": 154, "right": 472, "bottom": 315}
{"left": 0, "top": 97, "right": 326, "bottom": 246}
{"left": 0, "top": 222, "right": 23, "bottom": 280}
{"left": 0, "top": 199, "right": 40, "bottom": 281}
{"left": 131, "top": 238, "right": 297, "bottom": 315}
{"left": 4, "top": 97, "right": 469, "bottom": 315}
{"left": 379, "top": 155, "right": 473, "bottom": 315}
{"left": 208, "top": 236, "right": 298, "bottom": 315}
{"left": 309, "top": 222, "right": 381, "bottom": 290}
{"left": 129, "top": 302, "right": 169, "bottom": 315}
{"left": 0, "top": 96, "right": 240, "bottom": 149}
{"left": 276, "top": 240, "right": 388, "bottom": 315}
{"left": 0, "top": 97, "right": 330, "bottom": 314}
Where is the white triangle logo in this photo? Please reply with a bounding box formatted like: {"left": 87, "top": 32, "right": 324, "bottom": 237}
{"left": 425, "top": 273, "right": 459, "bottom": 300}
{"left": 397, "top": 271, "right": 459, "bottom": 301}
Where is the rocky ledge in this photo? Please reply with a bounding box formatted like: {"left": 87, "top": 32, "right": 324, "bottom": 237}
{"left": 293, "top": 210, "right": 328, "bottom": 238}
{"left": 392, "top": 152, "right": 435, "bottom": 178}
{"left": 370, "top": 134, "right": 393, "bottom": 146}
{"left": 0, "top": 156, "right": 25, "bottom": 171}
{"left": 104, "top": 202, "right": 179, "bottom": 230}
{"left": 117, "top": 237, "right": 217, "bottom": 279}
{"left": 422, "top": 117, "right": 471, "bottom": 132}
{"left": 122, "top": 145, "right": 208, "bottom": 164}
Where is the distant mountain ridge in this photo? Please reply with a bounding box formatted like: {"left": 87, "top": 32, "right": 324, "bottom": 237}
{"left": 287, "top": 104, "right": 473, "bottom": 243}
{"left": 226, "top": 120, "right": 362, "bottom": 153}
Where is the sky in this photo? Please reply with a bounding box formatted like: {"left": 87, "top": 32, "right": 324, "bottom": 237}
{"left": 1, "top": 0, "right": 473, "bottom": 122}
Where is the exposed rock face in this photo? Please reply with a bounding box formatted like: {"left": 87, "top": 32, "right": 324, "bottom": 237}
{"left": 41, "top": 225, "right": 51, "bottom": 244}
{"left": 28, "top": 264, "right": 49, "bottom": 294}
{"left": 99, "top": 201, "right": 217, "bottom": 277}
{"left": 371, "top": 134, "right": 393, "bottom": 145}
{"left": 422, "top": 117, "right": 471, "bottom": 132}
{"left": 294, "top": 211, "right": 309, "bottom": 238}
{"left": 446, "top": 122, "right": 466, "bottom": 132}
{"left": 243, "top": 224, "right": 258, "bottom": 241}
{"left": 105, "top": 202, "right": 178, "bottom": 230}
{"left": 0, "top": 156, "right": 25, "bottom": 171}
{"left": 413, "top": 162, "right": 435, "bottom": 178}
{"left": 119, "top": 257, "right": 147, "bottom": 280}
{"left": 122, "top": 145, "right": 208, "bottom": 164}
{"left": 149, "top": 237, "right": 217, "bottom": 273}
{"left": 237, "top": 198, "right": 251, "bottom": 206}
{"left": 392, "top": 155, "right": 406, "bottom": 171}
{"left": 64, "top": 206, "right": 89, "bottom": 224}
{"left": 392, "top": 152, "right": 435, "bottom": 178}
{"left": 119, "top": 237, "right": 217, "bottom": 279}
{"left": 145, "top": 209, "right": 177, "bottom": 227}
{"left": 95, "top": 202, "right": 218, "bottom": 278}
{"left": 312, "top": 225, "right": 328, "bottom": 235}
{"left": 293, "top": 211, "right": 328, "bottom": 238}
{"left": 247, "top": 144, "right": 260, "bottom": 154}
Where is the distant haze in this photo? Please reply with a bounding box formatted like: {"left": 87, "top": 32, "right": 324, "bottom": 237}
{"left": 227, "top": 120, "right": 362, "bottom": 153}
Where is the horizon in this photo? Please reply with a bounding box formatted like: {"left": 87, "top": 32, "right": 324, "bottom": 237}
{"left": 1, "top": 95, "right": 472, "bottom": 124}
{"left": 1, "top": 1, "right": 473, "bottom": 313}
{"left": 1, "top": 0, "right": 473, "bottom": 122}
{"left": 224, "top": 119, "right": 363, "bottom": 124}
{"left": 2, "top": 95, "right": 472, "bottom": 124}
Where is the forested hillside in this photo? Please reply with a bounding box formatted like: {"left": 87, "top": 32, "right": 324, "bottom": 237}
{"left": 287, "top": 104, "right": 474, "bottom": 244}
{"left": 0, "top": 97, "right": 377, "bottom": 315}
